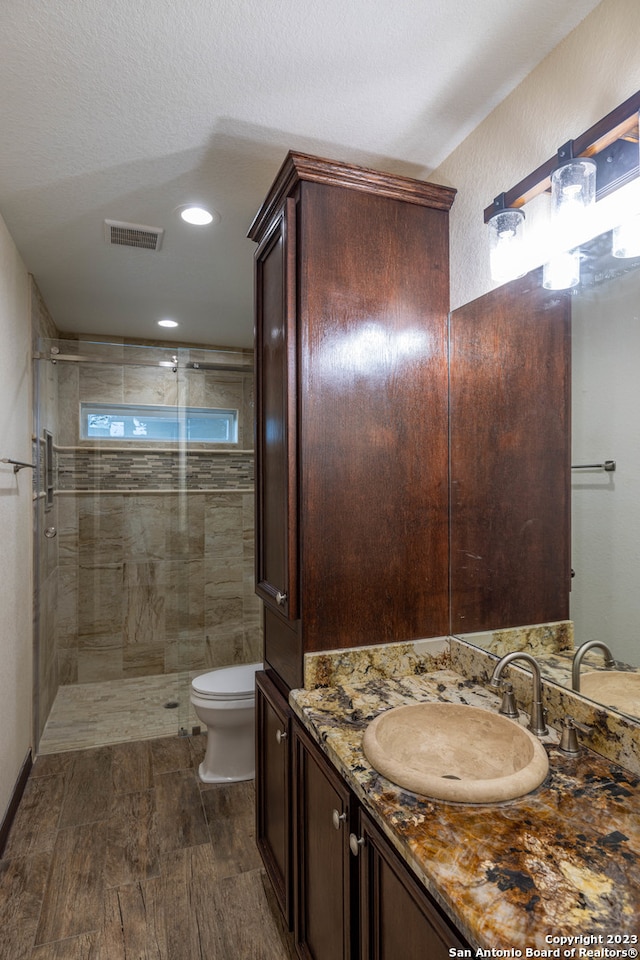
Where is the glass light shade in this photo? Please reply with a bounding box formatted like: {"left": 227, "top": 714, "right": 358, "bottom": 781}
{"left": 612, "top": 215, "right": 640, "bottom": 258}
{"left": 542, "top": 250, "right": 580, "bottom": 290}
{"left": 550, "top": 158, "right": 597, "bottom": 235}
{"left": 488, "top": 208, "right": 526, "bottom": 283}
{"left": 180, "top": 206, "right": 214, "bottom": 225}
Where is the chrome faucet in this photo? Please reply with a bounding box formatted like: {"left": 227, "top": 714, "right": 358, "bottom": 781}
{"left": 571, "top": 640, "right": 616, "bottom": 691}
{"left": 490, "top": 652, "right": 548, "bottom": 737}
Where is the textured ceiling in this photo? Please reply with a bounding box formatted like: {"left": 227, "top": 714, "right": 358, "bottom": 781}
{"left": 0, "top": 0, "right": 602, "bottom": 348}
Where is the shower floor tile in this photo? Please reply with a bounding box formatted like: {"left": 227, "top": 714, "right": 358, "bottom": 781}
{"left": 38, "top": 673, "right": 199, "bottom": 754}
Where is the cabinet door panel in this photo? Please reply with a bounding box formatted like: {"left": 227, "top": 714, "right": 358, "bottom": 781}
{"left": 357, "top": 810, "right": 470, "bottom": 959}
{"left": 255, "top": 672, "right": 292, "bottom": 926}
{"left": 254, "top": 199, "right": 298, "bottom": 620}
{"left": 449, "top": 271, "right": 571, "bottom": 633}
{"left": 294, "top": 724, "right": 353, "bottom": 960}
{"left": 298, "top": 182, "right": 450, "bottom": 650}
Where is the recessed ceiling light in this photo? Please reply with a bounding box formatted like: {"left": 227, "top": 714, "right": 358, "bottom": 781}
{"left": 158, "top": 319, "right": 179, "bottom": 328}
{"left": 180, "top": 206, "right": 215, "bottom": 226}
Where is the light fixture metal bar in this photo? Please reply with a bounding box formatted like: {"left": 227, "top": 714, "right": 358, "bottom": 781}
{"left": 483, "top": 89, "right": 640, "bottom": 223}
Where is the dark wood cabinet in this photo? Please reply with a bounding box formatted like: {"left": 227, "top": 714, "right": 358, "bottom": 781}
{"left": 292, "top": 720, "right": 354, "bottom": 960}
{"left": 249, "top": 152, "right": 456, "bottom": 688}
{"left": 354, "top": 808, "right": 470, "bottom": 958}
{"left": 253, "top": 202, "right": 299, "bottom": 627}
{"left": 290, "top": 717, "right": 469, "bottom": 960}
{"left": 449, "top": 271, "right": 572, "bottom": 633}
{"left": 255, "top": 671, "right": 293, "bottom": 928}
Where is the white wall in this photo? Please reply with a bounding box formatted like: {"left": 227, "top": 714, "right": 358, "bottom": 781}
{"left": 0, "top": 213, "right": 32, "bottom": 820}
{"left": 432, "top": 0, "right": 640, "bottom": 310}
{"left": 571, "top": 272, "right": 640, "bottom": 664}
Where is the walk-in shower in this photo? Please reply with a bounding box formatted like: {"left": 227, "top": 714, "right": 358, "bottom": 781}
{"left": 32, "top": 338, "right": 260, "bottom": 754}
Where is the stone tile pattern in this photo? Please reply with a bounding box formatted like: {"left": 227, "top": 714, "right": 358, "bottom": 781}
{"left": 38, "top": 673, "right": 201, "bottom": 755}
{"left": 56, "top": 490, "right": 262, "bottom": 685}
{"left": 57, "top": 448, "right": 254, "bottom": 490}
{"left": 0, "top": 737, "right": 297, "bottom": 959}
{"left": 34, "top": 342, "right": 262, "bottom": 715}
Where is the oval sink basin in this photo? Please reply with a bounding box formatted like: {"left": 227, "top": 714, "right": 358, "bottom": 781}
{"left": 579, "top": 671, "right": 640, "bottom": 715}
{"left": 362, "top": 702, "right": 549, "bottom": 804}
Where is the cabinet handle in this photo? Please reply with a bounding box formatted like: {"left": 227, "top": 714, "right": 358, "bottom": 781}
{"left": 349, "top": 833, "right": 366, "bottom": 857}
{"left": 275, "top": 591, "right": 287, "bottom": 607}
{"left": 275, "top": 728, "right": 287, "bottom": 744}
{"left": 332, "top": 809, "right": 347, "bottom": 830}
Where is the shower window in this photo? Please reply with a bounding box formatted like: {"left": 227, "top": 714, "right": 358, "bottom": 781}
{"left": 80, "top": 402, "right": 238, "bottom": 443}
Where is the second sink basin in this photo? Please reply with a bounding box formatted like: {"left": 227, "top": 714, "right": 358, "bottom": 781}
{"left": 362, "top": 701, "right": 549, "bottom": 803}
{"left": 579, "top": 670, "right": 640, "bottom": 716}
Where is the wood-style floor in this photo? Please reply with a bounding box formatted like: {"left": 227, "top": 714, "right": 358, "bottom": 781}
{"left": 0, "top": 734, "right": 297, "bottom": 960}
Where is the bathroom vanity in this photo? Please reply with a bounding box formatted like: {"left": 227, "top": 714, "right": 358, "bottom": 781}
{"left": 256, "top": 669, "right": 472, "bottom": 959}
{"left": 250, "top": 152, "right": 638, "bottom": 954}
{"left": 257, "top": 646, "right": 640, "bottom": 957}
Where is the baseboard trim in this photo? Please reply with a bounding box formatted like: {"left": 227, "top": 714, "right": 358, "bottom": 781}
{"left": 0, "top": 750, "right": 32, "bottom": 857}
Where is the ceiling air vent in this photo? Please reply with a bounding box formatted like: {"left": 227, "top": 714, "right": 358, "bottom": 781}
{"left": 104, "top": 219, "right": 164, "bottom": 251}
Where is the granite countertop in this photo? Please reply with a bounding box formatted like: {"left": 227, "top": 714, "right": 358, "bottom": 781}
{"left": 290, "top": 668, "right": 640, "bottom": 948}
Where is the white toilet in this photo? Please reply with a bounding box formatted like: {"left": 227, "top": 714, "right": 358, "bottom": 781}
{"left": 190, "top": 662, "right": 263, "bottom": 783}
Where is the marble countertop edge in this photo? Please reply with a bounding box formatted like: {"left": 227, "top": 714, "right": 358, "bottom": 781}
{"left": 289, "top": 668, "right": 640, "bottom": 948}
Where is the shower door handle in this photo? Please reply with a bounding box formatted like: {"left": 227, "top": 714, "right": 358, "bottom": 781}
{"left": 44, "top": 527, "right": 57, "bottom": 539}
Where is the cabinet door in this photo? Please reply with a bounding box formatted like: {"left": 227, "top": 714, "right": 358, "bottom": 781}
{"left": 255, "top": 671, "right": 292, "bottom": 927}
{"left": 293, "top": 722, "right": 354, "bottom": 960}
{"left": 354, "top": 809, "right": 470, "bottom": 959}
{"left": 449, "top": 271, "right": 571, "bottom": 632}
{"left": 254, "top": 198, "right": 298, "bottom": 620}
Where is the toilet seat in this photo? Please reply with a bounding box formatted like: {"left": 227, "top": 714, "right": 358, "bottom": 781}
{"left": 191, "top": 662, "right": 262, "bottom": 700}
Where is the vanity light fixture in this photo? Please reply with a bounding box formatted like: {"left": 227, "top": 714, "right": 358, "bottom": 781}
{"left": 485, "top": 91, "right": 640, "bottom": 288}
{"left": 549, "top": 141, "right": 597, "bottom": 230}
{"left": 542, "top": 142, "right": 596, "bottom": 288}
{"left": 487, "top": 193, "right": 526, "bottom": 283}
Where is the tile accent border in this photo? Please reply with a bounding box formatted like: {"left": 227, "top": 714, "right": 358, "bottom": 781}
{"left": 57, "top": 447, "right": 254, "bottom": 491}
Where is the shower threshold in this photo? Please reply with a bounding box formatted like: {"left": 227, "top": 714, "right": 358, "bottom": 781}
{"left": 38, "top": 673, "right": 199, "bottom": 754}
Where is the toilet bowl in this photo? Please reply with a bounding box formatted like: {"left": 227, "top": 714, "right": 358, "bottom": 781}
{"left": 190, "top": 662, "right": 262, "bottom": 783}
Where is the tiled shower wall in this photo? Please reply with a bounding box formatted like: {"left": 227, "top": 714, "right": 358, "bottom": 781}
{"left": 56, "top": 490, "right": 260, "bottom": 683}
{"left": 45, "top": 343, "right": 261, "bottom": 687}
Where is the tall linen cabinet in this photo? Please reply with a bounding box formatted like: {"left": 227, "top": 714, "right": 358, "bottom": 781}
{"left": 248, "top": 152, "right": 455, "bottom": 691}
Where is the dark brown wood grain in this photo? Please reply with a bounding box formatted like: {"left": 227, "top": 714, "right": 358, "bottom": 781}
{"left": 256, "top": 670, "right": 293, "bottom": 927}
{"left": 298, "top": 180, "right": 450, "bottom": 651}
{"left": 357, "top": 808, "right": 470, "bottom": 958}
{"left": 251, "top": 153, "right": 453, "bottom": 685}
{"left": 293, "top": 721, "right": 354, "bottom": 960}
{"left": 0, "top": 735, "right": 297, "bottom": 960}
{"left": 449, "top": 270, "right": 572, "bottom": 633}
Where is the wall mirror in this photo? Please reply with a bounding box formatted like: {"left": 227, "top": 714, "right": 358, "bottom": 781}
{"left": 451, "top": 226, "right": 640, "bottom": 722}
